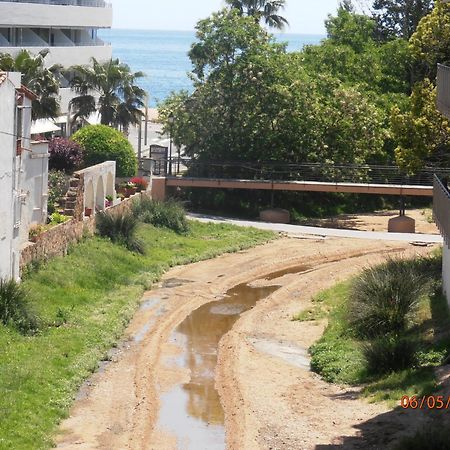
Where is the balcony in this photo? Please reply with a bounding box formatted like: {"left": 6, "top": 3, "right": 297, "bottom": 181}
{"left": 437, "top": 64, "right": 450, "bottom": 120}
{"left": 0, "top": 0, "right": 110, "bottom": 8}
{"left": 0, "top": 1, "right": 112, "bottom": 28}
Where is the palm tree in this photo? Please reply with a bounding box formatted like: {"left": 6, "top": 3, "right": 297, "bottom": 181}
{"left": 226, "top": 0, "right": 289, "bottom": 29}
{"left": 69, "top": 58, "right": 146, "bottom": 132}
{"left": 0, "top": 49, "right": 61, "bottom": 120}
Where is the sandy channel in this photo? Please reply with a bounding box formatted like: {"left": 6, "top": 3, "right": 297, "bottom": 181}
{"left": 55, "top": 236, "right": 436, "bottom": 450}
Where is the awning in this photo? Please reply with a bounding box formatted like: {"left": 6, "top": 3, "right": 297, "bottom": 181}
{"left": 86, "top": 112, "right": 101, "bottom": 125}
{"left": 53, "top": 115, "right": 69, "bottom": 124}
{"left": 31, "top": 119, "right": 61, "bottom": 135}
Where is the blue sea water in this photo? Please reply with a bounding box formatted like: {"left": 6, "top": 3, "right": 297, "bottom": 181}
{"left": 98, "top": 29, "right": 324, "bottom": 107}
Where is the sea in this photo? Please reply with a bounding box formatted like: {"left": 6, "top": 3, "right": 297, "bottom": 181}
{"left": 98, "top": 29, "right": 324, "bottom": 107}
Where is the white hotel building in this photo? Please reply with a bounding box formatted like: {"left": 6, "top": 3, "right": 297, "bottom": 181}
{"left": 0, "top": 0, "right": 113, "bottom": 114}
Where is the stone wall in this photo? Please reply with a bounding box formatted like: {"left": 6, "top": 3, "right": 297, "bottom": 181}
{"left": 20, "top": 192, "right": 150, "bottom": 273}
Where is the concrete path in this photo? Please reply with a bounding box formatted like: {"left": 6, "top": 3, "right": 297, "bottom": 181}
{"left": 188, "top": 213, "right": 443, "bottom": 244}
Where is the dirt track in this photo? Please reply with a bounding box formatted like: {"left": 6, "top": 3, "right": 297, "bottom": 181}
{"left": 55, "top": 236, "right": 435, "bottom": 450}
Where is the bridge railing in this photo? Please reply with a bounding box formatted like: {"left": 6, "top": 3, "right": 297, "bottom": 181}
{"left": 157, "top": 159, "right": 450, "bottom": 186}
{"left": 433, "top": 175, "right": 450, "bottom": 246}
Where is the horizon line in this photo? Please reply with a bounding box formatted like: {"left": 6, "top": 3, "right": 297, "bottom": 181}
{"left": 105, "top": 27, "right": 326, "bottom": 37}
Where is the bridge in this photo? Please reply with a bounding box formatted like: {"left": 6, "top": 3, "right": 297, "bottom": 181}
{"left": 149, "top": 160, "right": 450, "bottom": 200}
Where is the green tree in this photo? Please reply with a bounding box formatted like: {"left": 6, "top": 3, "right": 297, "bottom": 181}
{"left": 390, "top": 79, "right": 450, "bottom": 171}
{"left": 300, "top": 5, "right": 412, "bottom": 97}
{"left": 226, "top": 0, "right": 289, "bottom": 29}
{"left": 372, "top": 0, "right": 434, "bottom": 41}
{"left": 410, "top": 0, "right": 450, "bottom": 79}
{"left": 69, "top": 58, "right": 146, "bottom": 132}
{"left": 159, "top": 10, "right": 385, "bottom": 165}
{"left": 0, "top": 49, "right": 60, "bottom": 120}
{"left": 326, "top": 1, "right": 376, "bottom": 53}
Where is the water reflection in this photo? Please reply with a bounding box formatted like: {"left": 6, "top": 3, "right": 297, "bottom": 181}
{"left": 158, "top": 267, "right": 309, "bottom": 449}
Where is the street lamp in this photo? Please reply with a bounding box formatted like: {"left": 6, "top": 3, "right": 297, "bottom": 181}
{"left": 168, "top": 112, "right": 174, "bottom": 176}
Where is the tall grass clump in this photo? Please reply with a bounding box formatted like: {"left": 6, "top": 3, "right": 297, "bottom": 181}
{"left": 363, "top": 336, "right": 418, "bottom": 375}
{"left": 132, "top": 197, "right": 189, "bottom": 234}
{"left": 96, "top": 211, "right": 145, "bottom": 254}
{"left": 348, "top": 258, "right": 429, "bottom": 339}
{"left": 0, "top": 279, "right": 39, "bottom": 333}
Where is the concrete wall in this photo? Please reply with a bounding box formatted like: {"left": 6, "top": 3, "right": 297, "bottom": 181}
{"left": 20, "top": 140, "right": 49, "bottom": 243}
{"left": 0, "top": 2, "right": 112, "bottom": 28}
{"left": 0, "top": 73, "right": 19, "bottom": 280}
{"left": 443, "top": 245, "right": 450, "bottom": 306}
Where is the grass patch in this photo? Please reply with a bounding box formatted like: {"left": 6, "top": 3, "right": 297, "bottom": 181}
{"left": 0, "top": 221, "right": 274, "bottom": 449}
{"left": 301, "top": 252, "right": 450, "bottom": 406}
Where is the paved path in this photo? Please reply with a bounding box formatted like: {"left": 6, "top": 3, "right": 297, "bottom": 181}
{"left": 188, "top": 213, "right": 443, "bottom": 244}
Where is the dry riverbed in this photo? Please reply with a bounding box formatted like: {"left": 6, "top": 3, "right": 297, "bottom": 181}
{"left": 56, "top": 236, "right": 436, "bottom": 450}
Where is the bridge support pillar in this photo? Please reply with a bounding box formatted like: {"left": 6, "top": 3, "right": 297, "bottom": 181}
{"left": 151, "top": 177, "right": 167, "bottom": 201}
{"left": 388, "top": 215, "right": 416, "bottom": 233}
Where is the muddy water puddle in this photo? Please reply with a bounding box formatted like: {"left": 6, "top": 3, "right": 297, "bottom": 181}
{"left": 158, "top": 265, "right": 310, "bottom": 449}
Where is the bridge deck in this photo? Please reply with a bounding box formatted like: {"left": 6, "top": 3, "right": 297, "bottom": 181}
{"left": 165, "top": 177, "right": 433, "bottom": 197}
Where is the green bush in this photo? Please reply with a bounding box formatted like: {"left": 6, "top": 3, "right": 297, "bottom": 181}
{"left": 394, "top": 426, "right": 450, "bottom": 450}
{"left": 348, "top": 258, "right": 429, "bottom": 338}
{"left": 132, "top": 197, "right": 189, "bottom": 234}
{"left": 363, "top": 336, "right": 418, "bottom": 376}
{"left": 72, "top": 125, "right": 137, "bottom": 177}
{"left": 0, "top": 279, "right": 39, "bottom": 333}
{"left": 96, "top": 211, "right": 145, "bottom": 254}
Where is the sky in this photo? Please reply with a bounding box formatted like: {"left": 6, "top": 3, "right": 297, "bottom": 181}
{"left": 110, "top": 0, "right": 344, "bottom": 35}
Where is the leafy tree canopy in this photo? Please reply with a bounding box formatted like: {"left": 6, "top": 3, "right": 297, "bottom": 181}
{"left": 373, "top": 0, "right": 434, "bottom": 41}
{"left": 410, "top": 0, "right": 450, "bottom": 79}
{"left": 391, "top": 79, "right": 450, "bottom": 171}
{"left": 159, "top": 9, "right": 386, "bottom": 166}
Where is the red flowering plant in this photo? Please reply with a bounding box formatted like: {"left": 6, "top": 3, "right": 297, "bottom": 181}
{"left": 130, "top": 177, "right": 149, "bottom": 192}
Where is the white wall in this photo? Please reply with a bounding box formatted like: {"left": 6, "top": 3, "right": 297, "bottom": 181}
{"left": 0, "top": 72, "right": 20, "bottom": 280}
{"left": 0, "top": 72, "right": 49, "bottom": 280}
{"left": 0, "top": 3, "right": 112, "bottom": 28}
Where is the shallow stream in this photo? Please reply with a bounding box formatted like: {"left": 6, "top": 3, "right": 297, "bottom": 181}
{"left": 158, "top": 265, "right": 309, "bottom": 449}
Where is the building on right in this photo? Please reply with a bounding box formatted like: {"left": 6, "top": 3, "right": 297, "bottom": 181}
{"left": 435, "top": 6, "right": 450, "bottom": 304}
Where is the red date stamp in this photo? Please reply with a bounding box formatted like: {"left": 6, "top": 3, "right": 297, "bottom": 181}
{"left": 401, "top": 395, "right": 450, "bottom": 409}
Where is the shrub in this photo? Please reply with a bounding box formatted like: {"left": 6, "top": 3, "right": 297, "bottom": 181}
{"left": 48, "top": 170, "right": 68, "bottom": 214}
{"left": 363, "top": 336, "right": 418, "bottom": 376}
{"left": 48, "top": 137, "right": 83, "bottom": 173}
{"left": 96, "top": 211, "right": 145, "bottom": 254}
{"left": 394, "top": 425, "right": 450, "bottom": 450}
{"left": 49, "top": 212, "right": 70, "bottom": 225}
{"left": 0, "top": 279, "right": 39, "bottom": 333}
{"left": 72, "top": 125, "right": 137, "bottom": 177}
{"left": 132, "top": 197, "right": 189, "bottom": 234}
{"left": 348, "top": 258, "right": 429, "bottom": 338}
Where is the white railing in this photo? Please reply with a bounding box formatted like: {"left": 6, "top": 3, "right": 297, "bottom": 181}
{"left": 0, "top": 0, "right": 111, "bottom": 7}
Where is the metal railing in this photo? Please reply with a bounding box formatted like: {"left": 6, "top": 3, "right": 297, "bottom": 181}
{"left": 156, "top": 159, "right": 450, "bottom": 186}
{"left": 437, "top": 63, "right": 450, "bottom": 119}
{"left": 0, "top": 0, "right": 110, "bottom": 7}
{"left": 433, "top": 175, "right": 450, "bottom": 246}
